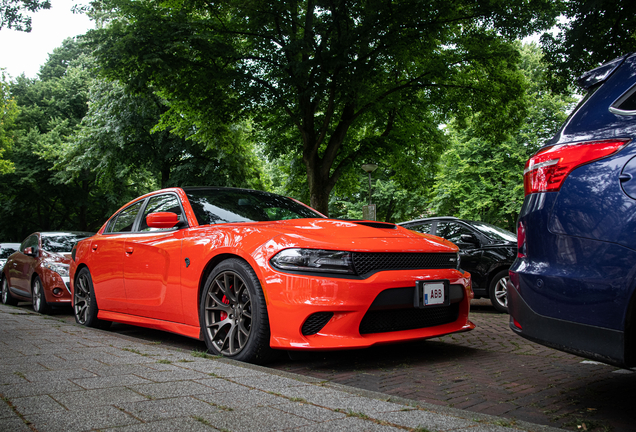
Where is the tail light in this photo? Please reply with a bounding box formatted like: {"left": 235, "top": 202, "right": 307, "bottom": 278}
{"left": 523, "top": 139, "right": 630, "bottom": 196}
{"left": 517, "top": 220, "right": 527, "bottom": 258}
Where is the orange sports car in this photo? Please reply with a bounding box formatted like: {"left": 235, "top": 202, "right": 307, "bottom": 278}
{"left": 70, "top": 187, "right": 474, "bottom": 363}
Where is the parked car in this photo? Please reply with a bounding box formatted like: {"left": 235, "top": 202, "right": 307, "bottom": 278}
{"left": 398, "top": 217, "right": 516, "bottom": 313}
{"left": 509, "top": 53, "right": 636, "bottom": 368}
{"left": 0, "top": 243, "right": 20, "bottom": 268}
{"left": 70, "top": 186, "right": 475, "bottom": 364}
{"left": 1, "top": 232, "right": 94, "bottom": 313}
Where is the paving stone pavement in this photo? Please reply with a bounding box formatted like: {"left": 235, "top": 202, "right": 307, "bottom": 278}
{"left": 0, "top": 303, "right": 565, "bottom": 432}
{"left": 268, "top": 301, "right": 636, "bottom": 432}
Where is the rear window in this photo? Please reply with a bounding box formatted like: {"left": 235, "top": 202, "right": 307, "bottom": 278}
{"left": 611, "top": 84, "right": 636, "bottom": 113}
{"left": 184, "top": 188, "right": 322, "bottom": 225}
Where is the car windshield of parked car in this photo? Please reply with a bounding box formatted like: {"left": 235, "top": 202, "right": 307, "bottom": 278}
{"left": 185, "top": 189, "right": 324, "bottom": 225}
{"left": 470, "top": 222, "right": 516, "bottom": 243}
{"left": 41, "top": 233, "right": 92, "bottom": 253}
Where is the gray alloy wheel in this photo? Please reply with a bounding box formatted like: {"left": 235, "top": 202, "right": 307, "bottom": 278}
{"left": 32, "top": 275, "right": 49, "bottom": 314}
{"left": 2, "top": 276, "right": 18, "bottom": 306}
{"left": 200, "top": 259, "right": 275, "bottom": 364}
{"left": 74, "top": 267, "right": 110, "bottom": 328}
{"left": 488, "top": 270, "right": 509, "bottom": 314}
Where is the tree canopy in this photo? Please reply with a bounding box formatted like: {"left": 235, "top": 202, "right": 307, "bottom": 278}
{"left": 541, "top": 0, "right": 636, "bottom": 93}
{"left": 86, "top": 0, "right": 561, "bottom": 215}
{"left": 429, "top": 43, "right": 576, "bottom": 231}
{"left": 0, "top": 0, "right": 51, "bottom": 32}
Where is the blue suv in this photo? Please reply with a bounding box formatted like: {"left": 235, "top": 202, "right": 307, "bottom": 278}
{"left": 509, "top": 53, "right": 636, "bottom": 368}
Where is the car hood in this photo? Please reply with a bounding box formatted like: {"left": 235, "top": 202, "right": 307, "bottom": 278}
{"left": 226, "top": 219, "right": 459, "bottom": 253}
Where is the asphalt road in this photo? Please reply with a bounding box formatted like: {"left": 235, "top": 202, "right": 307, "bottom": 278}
{"left": 39, "top": 299, "right": 636, "bottom": 432}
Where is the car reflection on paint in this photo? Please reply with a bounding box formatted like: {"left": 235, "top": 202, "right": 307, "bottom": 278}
{"left": 1, "top": 232, "right": 94, "bottom": 313}
{"left": 69, "top": 186, "right": 475, "bottom": 364}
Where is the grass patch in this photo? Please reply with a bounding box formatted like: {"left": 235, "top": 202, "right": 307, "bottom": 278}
{"left": 122, "top": 348, "right": 150, "bottom": 356}
{"left": 156, "top": 359, "right": 172, "bottom": 364}
{"left": 191, "top": 350, "right": 217, "bottom": 359}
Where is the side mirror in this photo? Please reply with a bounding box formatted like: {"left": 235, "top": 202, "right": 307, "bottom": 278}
{"left": 146, "top": 212, "right": 180, "bottom": 229}
{"left": 460, "top": 234, "right": 480, "bottom": 245}
{"left": 23, "top": 246, "right": 36, "bottom": 257}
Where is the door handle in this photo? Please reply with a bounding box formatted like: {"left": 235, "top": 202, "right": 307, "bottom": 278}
{"left": 92, "top": 244, "right": 98, "bottom": 251}
{"left": 125, "top": 246, "right": 134, "bottom": 254}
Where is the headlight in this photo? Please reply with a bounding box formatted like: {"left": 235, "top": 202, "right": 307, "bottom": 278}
{"left": 270, "top": 249, "right": 355, "bottom": 274}
{"left": 43, "top": 262, "right": 70, "bottom": 277}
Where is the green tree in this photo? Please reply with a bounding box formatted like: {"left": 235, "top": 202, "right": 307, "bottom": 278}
{"left": 61, "top": 78, "right": 265, "bottom": 192}
{"left": 0, "top": 0, "right": 51, "bottom": 31}
{"left": 86, "top": 0, "right": 560, "bottom": 215}
{"left": 429, "top": 43, "right": 576, "bottom": 231}
{"left": 541, "top": 0, "right": 636, "bottom": 93}
{"left": 0, "top": 69, "right": 18, "bottom": 174}
{"left": 0, "top": 38, "right": 105, "bottom": 240}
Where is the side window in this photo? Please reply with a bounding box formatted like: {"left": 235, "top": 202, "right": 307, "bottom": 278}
{"left": 21, "top": 235, "right": 39, "bottom": 254}
{"left": 138, "top": 194, "right": 184, "bottom": 232}
{"left": 408, "top": 222, "right": 432, "bottom": 234}
{"left": 435, "top": 222, "right": 474, "bottom": 244}
{"left": 110, "top": 201, "right": 144, "bottom": 233}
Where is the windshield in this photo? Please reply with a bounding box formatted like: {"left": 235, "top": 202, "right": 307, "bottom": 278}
{"left": 470, "top": 222, "right": 516, "bottom": 243}
{"left": 185, "top": 188, "right": 323, "bottom": 225}
{"left": 41, "top": 233, "right": 94, "bottom": 253}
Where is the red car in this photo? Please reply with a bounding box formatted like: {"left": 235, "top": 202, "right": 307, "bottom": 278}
{"left": 1, "top": 232, "right": 94, "bottom": 313}
{"left": 70, "top": 187, "right": 474, "bottom": 363}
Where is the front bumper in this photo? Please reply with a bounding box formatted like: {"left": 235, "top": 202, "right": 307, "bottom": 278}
{"left": 265, "top": 268, "right": 474, "bottom": 350}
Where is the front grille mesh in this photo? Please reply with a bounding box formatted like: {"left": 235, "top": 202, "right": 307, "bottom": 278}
{"left": 359, "top": 303, "right": 459, "bottom": 334}
{"left": 352, "top": 252, "right": 456, "bottom": 276}
{"left": 301, "top": 312, "right": 334, "bottom": 336}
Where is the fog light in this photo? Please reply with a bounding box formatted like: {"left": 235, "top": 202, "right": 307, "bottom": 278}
{"left": 52, "top": 288, "right": 62, "bottom": 296}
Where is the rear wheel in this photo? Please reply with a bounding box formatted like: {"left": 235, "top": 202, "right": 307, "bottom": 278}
{"left": 200, "top": 258, "right": 274, "bottom": 364}
{"left": 32, "top": 275, "right": 50, "bottom": 314}
{"left": 488, "top": 270, "right": 509, "bottom": 313}
{"left": 74, "top": 267, "right": 110, "bottom": 328}
{"left": 1, "top": 276, "right": 18, "bottom": 306}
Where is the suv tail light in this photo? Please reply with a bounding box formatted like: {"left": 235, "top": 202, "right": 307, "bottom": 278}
{"left": 523, "top": 139, "right": 630, "bottom": 196}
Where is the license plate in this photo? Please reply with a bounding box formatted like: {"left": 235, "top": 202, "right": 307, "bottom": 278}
{"left": 414, "top": 280, "right": 449, "bottom": 308}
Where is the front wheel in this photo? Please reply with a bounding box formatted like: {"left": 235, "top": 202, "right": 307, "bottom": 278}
{"left": 1, "top": 276, "right": 18, "bottom": 306}
{"left": 32, "top": 275, "right": 50, "bottom": 314}
{"left": 488, "top": 270, "right": 509, "bottom": 314}
{"left": 199, "top": 258, "right": 275, "bottom": 364}
{"left": 74, "top": 267, "right": 110, "bottom": 328}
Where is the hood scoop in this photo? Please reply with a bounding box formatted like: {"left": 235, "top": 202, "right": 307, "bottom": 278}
{"left": 350, "top": 220, "right": 397, "bottom": 229}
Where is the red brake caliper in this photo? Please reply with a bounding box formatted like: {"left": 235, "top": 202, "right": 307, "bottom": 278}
{"left": 219, "top": 294, "right": 230, "bottom": 320}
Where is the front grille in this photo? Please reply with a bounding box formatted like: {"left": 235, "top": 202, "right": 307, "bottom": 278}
{"left": 301, "top": 312, "right": 334, "bottom": 335}
{"left": 352, "top": 252, "right": 457, "bottom": 276}
{"left": 359, "top": 303, "right": 459, "bottom": 334}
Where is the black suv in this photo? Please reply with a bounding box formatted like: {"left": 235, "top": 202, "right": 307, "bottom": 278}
{"left": 399, "top": 217, "right": 516, "bottom": 313}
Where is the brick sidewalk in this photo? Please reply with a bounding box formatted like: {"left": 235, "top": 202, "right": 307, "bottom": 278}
{"left": 269, "top": 308, "right": 636, "bottom": 432}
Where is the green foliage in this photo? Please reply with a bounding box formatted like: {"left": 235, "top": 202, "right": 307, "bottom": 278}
{"left": 0, "top": 69, "right": 18, "bottom": 174}
{"left": 429, "top": 44, "right": 576, "bottom": 231}
{"left": 541, "top": 0, "right": 636, "bottom": 93}
{"left": 85, "top": 0, "right": 561, "bottom": 215}
{"left": 0, "top": 0, "right": 51, "bottom": 32}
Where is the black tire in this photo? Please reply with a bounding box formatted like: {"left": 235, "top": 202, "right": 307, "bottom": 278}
{"left": 32, "top": 275, "right": 50, "bottom": 314}
{"left": 1, "top": 276, "right": 18, "bottom": 306}
{"left": 74, "top": 267, "right": 110, "bottom": 328}
{"left": 199, "top": 258, "right": 275, "bottom": 364}
{"left": 488, "top": 269, "right": 509, "bottom": 314}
